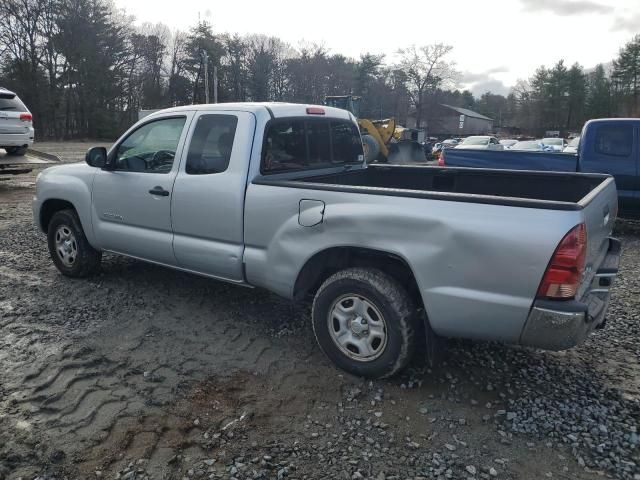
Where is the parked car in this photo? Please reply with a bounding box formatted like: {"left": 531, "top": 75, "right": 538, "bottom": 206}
{"left": 541, "top": 137, "right": 567, "bottom": 152}
{"left": 0, "top": 87, "right": 34, "bottom": 156}
{"left": 33, "top": 103, "right": 620, "bottom": 378}
{"left": 422, "top": 140, "right": 436, "bottom": 158}
{"left": 510, "top": 140, "right": 555, "bottom": 152}
{"left": 564, "top": 136, "right": 580, "bottom": 153}
{"left": 432, "top": 138, "right": 458, "bottom": 153}
{"left": 499, "top": 139, "right": 518, "bottom": 149}
{"left": 454, "top": 136, "right": 503, "bottom": 150}
{"left": 439, "top": 118, "right": 640, "bottom": 218}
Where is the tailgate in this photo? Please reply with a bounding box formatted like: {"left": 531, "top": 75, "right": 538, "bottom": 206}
{"left": 0, "top": 112, "right": 28, "bottom": 134}
{"left": 578, "top": 176, "right": 618, "bottom": 298}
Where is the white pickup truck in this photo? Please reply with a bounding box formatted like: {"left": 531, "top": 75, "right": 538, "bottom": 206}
{"left": 33, "top": 103, "right": 620, "bottom": 378}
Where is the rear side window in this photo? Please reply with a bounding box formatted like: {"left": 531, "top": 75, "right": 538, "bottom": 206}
{"left": 186, "top": 114, "right": 238, "bottom": 174}
{"left": 594, "top": 125, "right": 633, "bottom": 157}
{"left": 262, "top": 119, "right": 363, "bottom": 173}
{"left": 0, "top": 94, "right": 27, "bottom": 111}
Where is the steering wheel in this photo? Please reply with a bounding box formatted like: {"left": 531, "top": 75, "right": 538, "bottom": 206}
{"left": 148, "top": 150, "right": 175, "bottom": 171}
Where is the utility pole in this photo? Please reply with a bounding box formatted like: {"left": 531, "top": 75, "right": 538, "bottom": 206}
{"left": 213, "top": 65, "right": 218, "bottom": 103}
{"left": 202, "top": 50, "right": 209, "bottom": 103}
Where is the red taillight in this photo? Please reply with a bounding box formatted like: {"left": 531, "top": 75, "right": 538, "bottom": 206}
{"left": 306, "top": 107, "right": 325, "bottom": 115}
{"left": 537, "top": 223, "right": 587, "bottom": 300}
{"left": 438, "top": 150, "right": 446, "bottom": 166}
{"left": 19, "top": 112, "right": 32, "bottom": 122}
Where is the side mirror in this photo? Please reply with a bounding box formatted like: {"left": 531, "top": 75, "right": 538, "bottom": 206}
{"left": 85, "top": 147, "right": 107, "bottom": 168}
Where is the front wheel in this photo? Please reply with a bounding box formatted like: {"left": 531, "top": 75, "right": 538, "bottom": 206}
{"left": 47, "top": 209, "right": 102, "bottom": 277}
{"left": 312, "top": 268, "right": 419, "bottom": 378}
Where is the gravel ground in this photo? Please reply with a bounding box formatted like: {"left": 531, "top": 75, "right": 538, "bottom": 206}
{"left": 0, "top": 148, "right": 638, "bottom": 480}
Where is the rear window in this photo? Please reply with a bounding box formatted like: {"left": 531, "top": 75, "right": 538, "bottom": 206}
{"left": 594, "top": 125, "right": 633, "bottom": 157}
{"left": 262, "top": 118, "right": 363, "bottom": 174}
{"left": 332, "top": 121, "right": 363, "bottom": 162}
{"left": 307, "top": 120, "right": 331, "bottom": 164}
{"left": 0, "top": 94, "right": 27, "bottom": 111}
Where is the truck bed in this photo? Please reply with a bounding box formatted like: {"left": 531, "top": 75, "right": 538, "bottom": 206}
{"left": 441, "top": 148, "right": 579, "bottom": 172}
{"left": 267, "top": 165, "right": 611, "bottom": 210}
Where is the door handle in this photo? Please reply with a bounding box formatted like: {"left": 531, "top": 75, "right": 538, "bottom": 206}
{"left": 149, "top": 186, "right": 169, "bottom": 196}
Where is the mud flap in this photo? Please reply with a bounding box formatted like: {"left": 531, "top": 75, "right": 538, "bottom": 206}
{"left": 423, "top": 312, "right": 445, "bottom": 367}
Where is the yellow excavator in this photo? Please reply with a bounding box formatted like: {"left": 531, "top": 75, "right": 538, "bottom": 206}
{"left": 324, "top": 95, "right": 425, "bottom": 164}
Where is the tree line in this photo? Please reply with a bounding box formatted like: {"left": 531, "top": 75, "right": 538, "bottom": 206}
{"left": 1, "top": 0, "right": 638, "bottom": 140}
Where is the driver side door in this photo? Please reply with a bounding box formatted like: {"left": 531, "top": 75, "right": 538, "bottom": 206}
{"left": 91, "top": 112, "right": 193, "bottom": 265}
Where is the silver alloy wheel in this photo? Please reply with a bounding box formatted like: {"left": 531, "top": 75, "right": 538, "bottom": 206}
{"left": 327, "top": 294, "right": 388, "bottom": 362}
{"left": 55, "top": 225, "right": 78, "bottom": 267}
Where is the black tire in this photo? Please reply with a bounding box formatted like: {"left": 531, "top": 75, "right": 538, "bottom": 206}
{"left": 47, "top": 209, "right": 102, "bottom": 277}
{"left": 5, "top": 146, "right": 27, "bottom": 156}
{"left": 362, "top": 134, "right": 380, "bottom": 163}
{"left": 312, "top": 267, "right": 418, "bottom": 378}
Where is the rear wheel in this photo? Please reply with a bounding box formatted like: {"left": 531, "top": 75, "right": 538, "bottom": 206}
{"left": 5, "top": 146, "right": 27, "bottom": 156}
{"left": 312, "top": 268, "right": 419, "bottom": 378}
{"left": 47, "top": 209, "right": 102, "bottom": 277}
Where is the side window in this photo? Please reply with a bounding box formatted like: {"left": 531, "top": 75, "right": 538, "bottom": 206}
{"left": 186, "top": 114, "right": 238, "bottom": 174}
{"left": 332, "top": 121, "right": 363, "bottom": 162}
{"left": 115, "top": 117, "right": 186, "bottom": 173}
{"left": 263, "top": 120, "right": 307, "bottom": 173}
{"left": 595, "top": 125, "right": 633, "bottom": 157}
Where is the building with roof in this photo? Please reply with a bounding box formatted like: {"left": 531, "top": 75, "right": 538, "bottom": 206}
{"left": 407, "top": 104, "right": 494, "bottom": 138}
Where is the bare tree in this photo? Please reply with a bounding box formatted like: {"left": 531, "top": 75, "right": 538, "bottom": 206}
{"left": 166, "top": 30, "right": 188, "bottom": 105}
{"left": 395, "top": 44, "right": 458, "bottom": 128}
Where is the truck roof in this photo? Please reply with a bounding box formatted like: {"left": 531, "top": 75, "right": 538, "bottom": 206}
{"left": 151, "top": 102, "right": 354, "bottom": 121}
{"left": 585, "top": 118, "right": 640, "bottom": 125}
{"left": 0, "top": 87, "right": 17, "bottom": 97}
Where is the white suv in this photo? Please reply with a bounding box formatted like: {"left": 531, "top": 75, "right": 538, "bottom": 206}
{"left": 0, "top": 87, "right": 34, "bottom": 156}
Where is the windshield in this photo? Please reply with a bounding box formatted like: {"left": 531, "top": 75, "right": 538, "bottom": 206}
{"left": 461, "top": 136, "right": 490, "bottom": 145}
{"left": 567, "top": 137, "right": 580, "bottom": 147}
{"left": 543, "top": 138, "right": 563, "bottom": 145}
{"left": 512, "top": 141, "right": 541, "bottom": 150}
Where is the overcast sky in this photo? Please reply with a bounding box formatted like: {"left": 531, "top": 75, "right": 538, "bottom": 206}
{"left": 114, "top": 0, "right": 639, "bottom": 97}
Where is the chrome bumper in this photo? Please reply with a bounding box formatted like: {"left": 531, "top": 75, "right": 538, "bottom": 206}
{"left": 520, "top": 238, "right": 621, "bottom": 351}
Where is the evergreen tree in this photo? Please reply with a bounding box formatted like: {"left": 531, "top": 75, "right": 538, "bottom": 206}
{"left": 612, "top": 35, "right": 640, "bottom": 116}
{"left": 586, "top": 64, "right": 611, "bottom": 119}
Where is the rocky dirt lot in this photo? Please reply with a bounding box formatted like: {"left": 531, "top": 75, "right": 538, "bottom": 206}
{"left": 0, "top": 149, "right": 638, "bottom": 480}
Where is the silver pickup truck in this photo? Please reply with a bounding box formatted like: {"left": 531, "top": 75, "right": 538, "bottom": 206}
{"left": 33, "top": 103, "right": 621, "bottom": 378}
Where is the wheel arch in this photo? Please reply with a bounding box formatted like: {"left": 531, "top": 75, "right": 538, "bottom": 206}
{"left": 39, "top": 198, "right": 77, "bottom": 232}
{"left": 293, "top": 246, "right": 424, "bottom": 310}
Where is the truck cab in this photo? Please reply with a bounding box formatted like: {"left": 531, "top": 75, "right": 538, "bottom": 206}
{"left": 577, "top": 119, "right": 640, "bottom": 216}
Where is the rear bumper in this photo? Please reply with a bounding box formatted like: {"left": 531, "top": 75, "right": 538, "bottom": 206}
{"left": 520, "top": 237, "right": 621, "bottom": 350}
{"left": 0, "top": 129, "right": 34, "bottom": 147}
